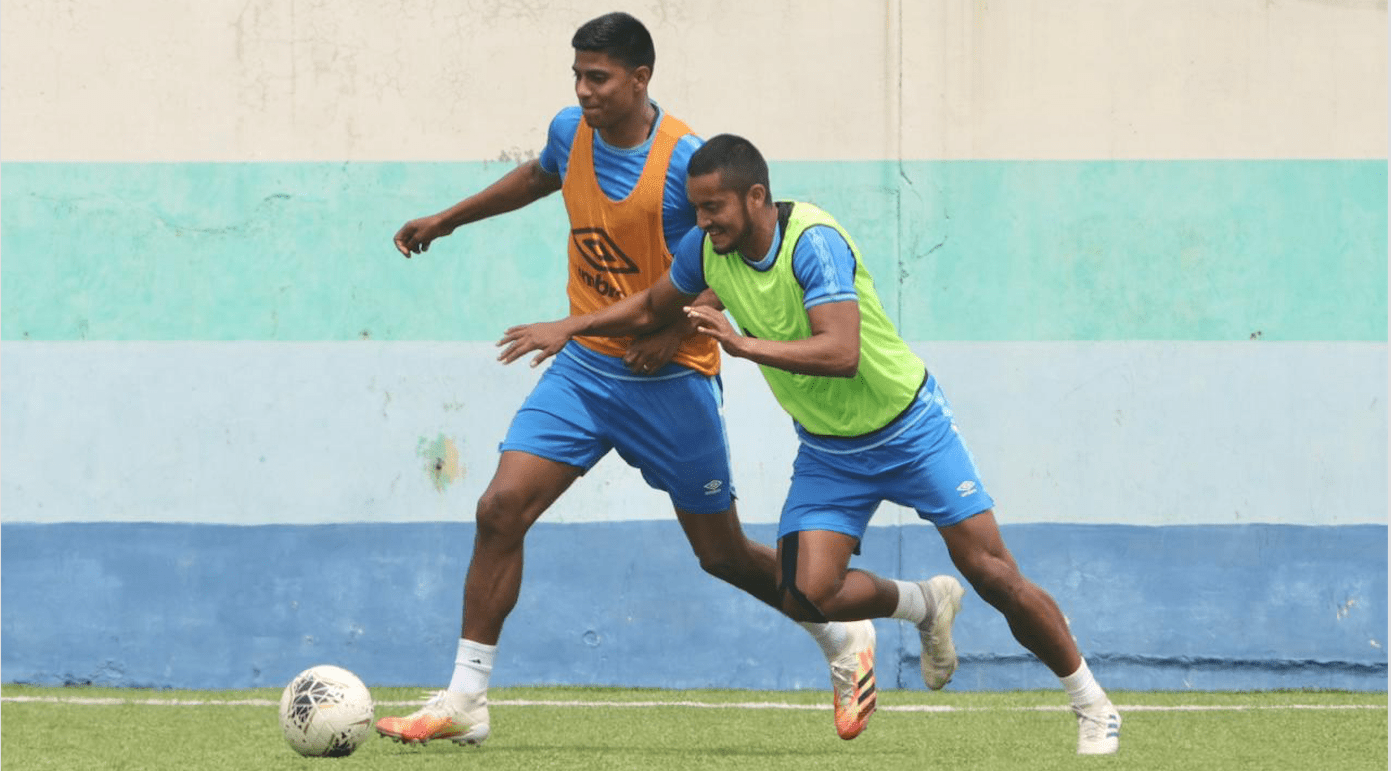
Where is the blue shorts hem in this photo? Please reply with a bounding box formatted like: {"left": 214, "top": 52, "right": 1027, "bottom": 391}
{"left": 496, "top": 440, "right": 596, "bottom": 473}
{"left": 927, "top": 500, "right": 995, "bottom": 528}
{"left": 776, "top": 521, "right": 867, "bottom": 543}
{"left": 672, "top": 497, "right": 735, "bottom": 516}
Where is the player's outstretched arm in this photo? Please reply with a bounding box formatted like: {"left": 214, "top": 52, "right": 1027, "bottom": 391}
{"left": 686, "top": 298, "right": 861, "bottom": 377}
{"left": 394, "top": 159, "right": 561, "bottom": 257}
{"left": 497, "top": 274, "right": 694, "bottom": 367}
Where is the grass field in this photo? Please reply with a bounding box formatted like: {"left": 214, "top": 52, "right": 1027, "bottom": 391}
{"left": 1, "top": 684, "right": 1385, "bottom": 770}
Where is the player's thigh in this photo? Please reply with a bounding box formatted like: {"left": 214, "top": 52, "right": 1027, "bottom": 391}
{"left": 777, "top": 529, "right": 858, "bottom": 598}
{"left": 610, "top": 373, "right": 735, "bottom": 514}
{"left": 498, "top": 359, "right": 612, "bottom": 472}
{"left": 673, "top": 502, "right": 757, "bottom": 563}
{"left": 777, "top": 446, "right": 879, "bottom": 544}
{"left": 936, "top": 508, "right": 1021, "bottom": 581}
{"left": 883, "top": 384, "right": 995, "bottom": 528}
{"left": 478, "top": 449, "right": 585, "bottom": 526}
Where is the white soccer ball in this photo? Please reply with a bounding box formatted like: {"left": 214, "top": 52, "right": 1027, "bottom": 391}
{"left": 278, "top": 664, "right": 375, "bottom": 757}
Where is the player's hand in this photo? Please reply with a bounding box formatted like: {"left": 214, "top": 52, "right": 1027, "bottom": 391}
{"left": 622, "top": 325, "right": 684, "bottom": 375}
{"left": 684, "top": 306, "right": 745, "bottom": 356}
{"left": 497, "top": 320, "right": 575, "bottom": 367}
{"left": 393, "top": 215, "right": 453, "bottom": 257}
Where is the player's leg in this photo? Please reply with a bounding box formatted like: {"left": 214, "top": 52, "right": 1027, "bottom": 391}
{"left": 374, "top": 451, "right": 580, "bottom": 748}
{"left": 462, "top": 450, "right": 584, "bottom": 643}
{"left": 608, "top": 370, "right": 785, "bottom": 607}
{"left": 612, "top": 371, "right": 880, "bottom": 738}
{"left": 938, "top": 510, "right": 1119, "bottom": 754}
{"left": 773, "top": 529, "right": 885, "bottom": 740}
{"left": 378, "top": 357, "right": 605, "bottom": 748}
{"left": 938, "top": 510, "right": 1076, "bottom": 673}
{"left": 777, "top": 440, "right": 958, "bottom": 640}
{"left": 774, "top": 529, "right": 894, "bottom": 621}
{"left": 912, "top": 373, "right": 1118, "bottom": 753}
{"left": 673, "top": 502, "right": 781, "bottom": 608}
{"left": 677, "top": 505, "right": 896, "bottom": 743}
{"left": 776, "top": 415, "right": 971, "bottom": 737}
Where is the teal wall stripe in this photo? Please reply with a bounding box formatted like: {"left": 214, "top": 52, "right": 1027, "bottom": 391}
{"left": 0, "top": 162, "right": 571, "bottom": 343}
{"left": 881, "top": 160, "right": 1388, "bottom": 342}
{"left": 3, "top": 160, "right": 1384, "bottom": 342}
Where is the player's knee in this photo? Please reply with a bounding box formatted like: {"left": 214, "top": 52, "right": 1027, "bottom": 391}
{"left": 689, "top": 533, "right": 763, "bottom": 582}
{"left": 474, "top": 487, "right": 534, "bottom": 546}
{"left": 776, "top": 588, "right": 813, "bottom": 621}
{"left": 694, "top": 550, "right": 741, "bottom": 583}
{"left": 776, "top": 578, "right": 832, "bottom": 623}
{"left": 961, "top": 559, "right": 1026, "bottom": 611}
{"left": 776, "top": 533, "right": 837, "bottom": 622}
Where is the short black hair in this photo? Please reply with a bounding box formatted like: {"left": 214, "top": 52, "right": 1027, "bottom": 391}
{"left": 572, "top": 12, "right": 655, "bottom": 71}
{"left": 688, "top": 134, "right": 772, "bottom": 199}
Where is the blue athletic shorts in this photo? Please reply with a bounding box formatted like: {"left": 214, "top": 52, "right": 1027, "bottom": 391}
{"left": 499, "top": 341, "right": 735, "bottom": 514}
{"left": 778, "top": 376, "right": 994, "bottom": 542}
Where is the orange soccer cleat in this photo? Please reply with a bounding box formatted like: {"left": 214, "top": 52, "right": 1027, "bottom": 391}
{"left": 374, "top": 690, "right": 490, "bottom": 746}
{"left": 829, "top": 620, "right": 878, "bottom": 740}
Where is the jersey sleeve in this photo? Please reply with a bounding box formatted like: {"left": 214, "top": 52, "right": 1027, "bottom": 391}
{"left": 661, "top": 133, "right": 704, "bottom": 253}
{"left": 792, "top": 225, "right": 859, "bottom": 309}
{"left": 538, "top": 106, "right": 582, "bottom": 178}
{"left": 668, "top": 226, "right": 708, "bottom": 296}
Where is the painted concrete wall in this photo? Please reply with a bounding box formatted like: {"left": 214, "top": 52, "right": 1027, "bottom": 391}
{"left": 2, "top": 0, "right": 1386, "bottom": 692}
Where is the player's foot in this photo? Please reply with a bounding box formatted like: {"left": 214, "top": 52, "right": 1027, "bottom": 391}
{"left": 1073, "top": 700, "right": 1121, "bottom": 755}
{"left": 374, "top": 690, "right": 490, "bottom": 746}
{"left": 917, "top": 574, "right": 965, "bottom": 689}
{"left": 829, "top": 619, "right": 877, "bottom": 740}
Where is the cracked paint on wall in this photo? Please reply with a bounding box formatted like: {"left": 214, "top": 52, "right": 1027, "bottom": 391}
{"left": 416, "top": 433, "right": 462, "bottom": 492}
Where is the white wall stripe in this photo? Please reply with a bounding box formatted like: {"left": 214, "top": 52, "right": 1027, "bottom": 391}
{"left": 2, "top": 1, "right": 1382, "bottom": 161}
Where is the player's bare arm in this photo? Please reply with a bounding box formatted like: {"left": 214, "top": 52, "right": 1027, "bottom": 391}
{"left": 685, "top": 298, "right": 861, "bottom": 378}
{"left": 497, "top": 273, "right": 693, "bottom": 367}
{"left": 621, "top": 289, "right": 721, "bottom": 373}
{"left": 394, "top": 159, "right": 562, "bottom": 257}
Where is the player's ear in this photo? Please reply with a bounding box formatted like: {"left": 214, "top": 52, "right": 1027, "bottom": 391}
{"left": 631, "top": 65, "right": 652, "bottom": 91}
{"left": 747, "top": 183, "right": 770, "bottom": 208}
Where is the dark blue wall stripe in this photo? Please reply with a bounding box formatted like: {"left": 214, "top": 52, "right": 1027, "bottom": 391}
{"left": 2, "top": 521, "right": 1384, "bottom": 691}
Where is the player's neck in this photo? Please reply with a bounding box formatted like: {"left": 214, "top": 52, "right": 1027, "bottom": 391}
{"left": 598, "top": 99, "right": 656, "bottom": 149}
{"left": 742, "top": 206, "right": 779, "bottom": 261}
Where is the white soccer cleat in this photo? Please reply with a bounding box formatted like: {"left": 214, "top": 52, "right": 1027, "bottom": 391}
{"left": 1073, "top": 700, "right": 1121, "bottom": 755}
{"left": 374, "top": 689, "right": 490, "bottom": 746}
{"left": 917, "top": 574, "right": 965, "bottom": 689}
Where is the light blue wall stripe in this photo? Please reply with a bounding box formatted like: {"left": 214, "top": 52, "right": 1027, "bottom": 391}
{"left": 3, "top": 160, "right": 1384, "bottom": 342}
{"left": 4, "top": 340, "right": 1383, "bottom": 527}
{"left": 2, "top": 521, "right": 1383, "bottom": 691}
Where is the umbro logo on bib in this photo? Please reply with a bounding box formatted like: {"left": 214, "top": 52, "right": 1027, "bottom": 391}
{"left": 572, "top": 227, "right": 638, "bottom": 274}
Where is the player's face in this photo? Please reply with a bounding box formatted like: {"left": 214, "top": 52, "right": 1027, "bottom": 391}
{"left": 688, "top": 171, "right": 755, "bottom": 256}
{"left": 572, "top": 50, "right": 645, "bottom": 130}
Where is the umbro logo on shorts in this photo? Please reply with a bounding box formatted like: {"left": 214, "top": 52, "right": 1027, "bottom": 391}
{"left": 956, "top": 481, "right": 977, "bottom": 497}
{"left": 703, "top": 480, "right": 723, "bottom": 495}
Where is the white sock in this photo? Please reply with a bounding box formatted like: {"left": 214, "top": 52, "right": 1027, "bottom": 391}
{"left": 447, "top": 638, "right": 496, "bottom": 694}
{"left": 890, "top": 580, "right": 928, "bottom": 624}
{"left": 799, "top": 621, "right": 849, "bottom": 661}
{"left": 1060, "top": 657, "right": 1108, "bottom": 708}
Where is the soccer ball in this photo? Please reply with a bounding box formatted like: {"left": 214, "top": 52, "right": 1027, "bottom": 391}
{"left": 278, "top": 664, "right": 375, "bottom": 757}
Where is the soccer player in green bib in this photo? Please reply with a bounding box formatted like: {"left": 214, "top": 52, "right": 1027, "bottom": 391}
{"left": 499, "top": 134, "right": 1121, "bottom": 755}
